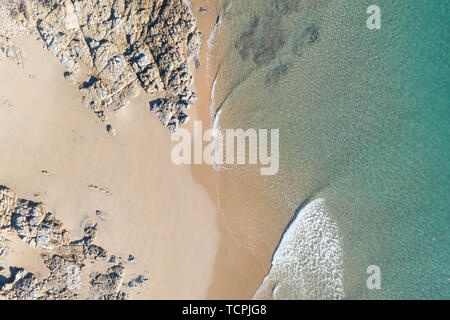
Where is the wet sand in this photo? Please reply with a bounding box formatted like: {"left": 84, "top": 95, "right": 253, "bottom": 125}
{"left": 189, "top": 0, "right": 269, "bottom": 299}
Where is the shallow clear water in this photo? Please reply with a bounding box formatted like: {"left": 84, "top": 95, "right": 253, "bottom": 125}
{"left": 212, "top": 0, "right": 449, "bottom": 299}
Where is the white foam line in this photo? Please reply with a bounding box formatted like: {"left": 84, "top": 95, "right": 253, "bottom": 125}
{"left": 253, "top": 198, "right": 345, "bottom": 300}
{"left": 206, "top": 12, "right": 222, "bottom": 66}
{"left": 209, "top": 73, "right": 218, "bottom": 119}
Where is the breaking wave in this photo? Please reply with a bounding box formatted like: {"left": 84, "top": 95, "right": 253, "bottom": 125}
{"left": 253, "top": 198, "right": 344, "bottom": 300}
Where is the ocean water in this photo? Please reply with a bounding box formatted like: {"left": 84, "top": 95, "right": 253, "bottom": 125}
{"left": 253, "top": 198, "right": 345, "bottom": 300}
{"left": 210, "top": 0, "right": 449, "bottom": 299}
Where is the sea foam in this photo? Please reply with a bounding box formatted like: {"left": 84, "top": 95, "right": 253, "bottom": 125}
{"left": 253, "top": 198, "right": 344, "bottom": 300}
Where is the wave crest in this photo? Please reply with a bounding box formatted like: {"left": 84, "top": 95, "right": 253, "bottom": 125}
{"left": 253, "top": 198, "right": 344, "bottom": 300}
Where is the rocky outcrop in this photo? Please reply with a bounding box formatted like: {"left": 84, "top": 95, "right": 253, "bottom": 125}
{"left": 149, "top": 94, "right": 194, "bottom": 131}
{"left": 0, "top": 186, "right": 148, "bottom": 300}
{"left": 0, "top": 0, "right": 202, "bottom": 133}
{"left": 0, "top": 35, "right": 24, "bottom": 67}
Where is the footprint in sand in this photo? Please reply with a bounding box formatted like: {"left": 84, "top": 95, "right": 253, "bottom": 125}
{"left": 88, "top": 184, "right": 111, "bottom": 196}
{"left": 0, "top": 96, "right": 13, "bottom": 108}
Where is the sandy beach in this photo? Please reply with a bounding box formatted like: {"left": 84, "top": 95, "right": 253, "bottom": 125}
{"left": 0, "top": 33, "right": 221, "bottom": 298}
{"left": 0, "top": 0, "right": 269, "bottom": 299}
{"left": 2, "top": 0, "right": 448, "bottom": 303}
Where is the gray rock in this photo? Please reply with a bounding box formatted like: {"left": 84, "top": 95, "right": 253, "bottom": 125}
{"left": 5, "top": 0, "right": 203, "bottom": 133}
{"left": 128, "top": 275, "right": 148, "bottom": 288}
{"left": 0, "top": 187, "right": 148, "bottom": 300}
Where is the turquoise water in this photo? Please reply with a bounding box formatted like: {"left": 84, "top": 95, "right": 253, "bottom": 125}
{"left": 211, "top": 0, "right": 449, "bottom": 299}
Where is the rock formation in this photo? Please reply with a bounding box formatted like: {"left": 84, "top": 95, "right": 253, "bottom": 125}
{"left": 0, "top": 0, "right": 202, "bottom": 132}
{"left": 0, "top": 186, "right": 148, "bottom": 300}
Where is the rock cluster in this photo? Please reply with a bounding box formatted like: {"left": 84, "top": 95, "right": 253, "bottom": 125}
{"left": 0, "top": 186, "right": 148, "bottom": 300}
{"left": 0, "top": 35, "right": 24, "bottom": 67}
{"left": 149, "top": 95, "right": 194, "bottom": 131}
{"left": 0, "top": 0, "right": 202, "bottom": 132}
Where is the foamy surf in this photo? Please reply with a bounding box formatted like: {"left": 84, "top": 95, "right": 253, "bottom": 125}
{"left": 206, "top": 4, "right": 223, "bottom": 120}
{"left": 206, "top": 12, "right": 222, "bottom": 66}
{"left": 253, "top": 198, "right": 344, "bottom": 300}
{"left": 209, "top": 73, "right": 218, "bottom": 120}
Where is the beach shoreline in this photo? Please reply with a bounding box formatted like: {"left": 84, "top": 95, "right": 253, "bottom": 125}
{"left": 0, "top": 0, "right": 273, "bottom": 300}
{"left": 189, "top": 0, "right": 272, "bottom": 299}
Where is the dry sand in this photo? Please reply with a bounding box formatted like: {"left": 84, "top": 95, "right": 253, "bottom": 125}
{"left": 0, "top": 35, "right": 219, "bottom": 299}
